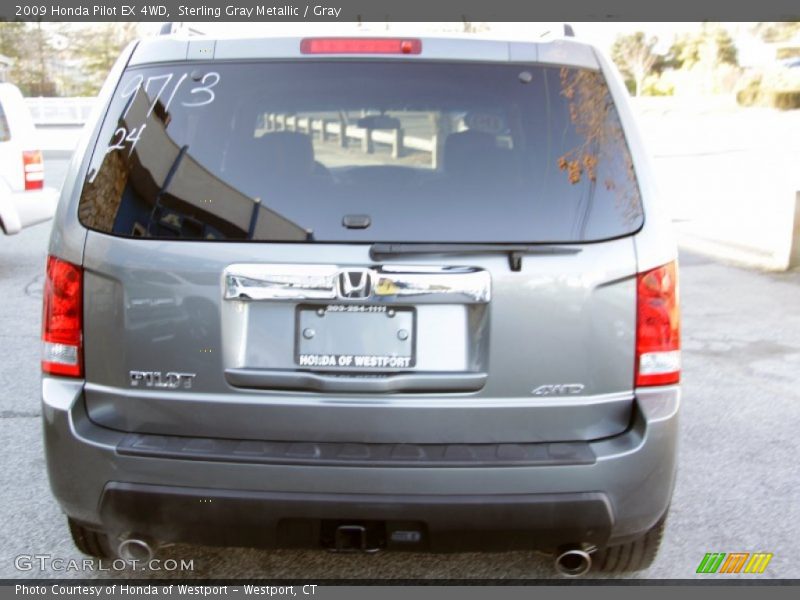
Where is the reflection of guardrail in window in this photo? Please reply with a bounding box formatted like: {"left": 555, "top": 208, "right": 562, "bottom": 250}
{"left": 264, "top": 113, "right": 444, "bottom": 168}
{"left": 24, "top": 97, "right": 96, "bottom": 126}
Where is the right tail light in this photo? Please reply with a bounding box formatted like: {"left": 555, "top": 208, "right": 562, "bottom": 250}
{"left": 635, "top": 261, "right": 680, "bottom": 387}
{"left": 22, "top": 150, "right": 44, "bottom": 191}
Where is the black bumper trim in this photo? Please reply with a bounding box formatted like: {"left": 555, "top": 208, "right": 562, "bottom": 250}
{"left": 100, "top": 483, "right": 614, "bottom": 552}
{"left": 117, "top": 433, "right": 596, "bottom": 468}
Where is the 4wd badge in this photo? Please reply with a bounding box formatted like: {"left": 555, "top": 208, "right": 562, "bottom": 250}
{"left": 531, "top": 384, "right": 585, "bottom": 396}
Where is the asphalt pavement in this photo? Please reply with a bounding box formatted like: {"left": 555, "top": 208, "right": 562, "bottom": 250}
{"left": 0, "top": 157, "right": 798, "bottom": 579}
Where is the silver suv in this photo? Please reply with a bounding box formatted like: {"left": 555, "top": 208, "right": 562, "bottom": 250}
{"left": 42, "top": 33, "right": 680, "bottom": 577}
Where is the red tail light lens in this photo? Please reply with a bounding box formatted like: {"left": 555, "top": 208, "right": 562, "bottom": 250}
{"left": 23, "top": 150, "right": 44, "bottom": 191}
{"left": 636, "top": 261, "right": 680, "bottom": 387}
{"left": 42, "top": 256, "right": 83, "bottom": 377}
{"left": 300, "top": 38, "right": 422, "bottom": 55}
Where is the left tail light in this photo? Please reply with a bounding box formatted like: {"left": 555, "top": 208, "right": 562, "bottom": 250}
{"left": 23, "top": 150, "right": 44, "bottom": 191}
{"left": 42, "top": 256, "right": 83, "bottom": 377}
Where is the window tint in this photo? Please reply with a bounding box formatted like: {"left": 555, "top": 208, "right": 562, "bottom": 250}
{"left": 78, "top": 61, "right": 643, "bottom": 243}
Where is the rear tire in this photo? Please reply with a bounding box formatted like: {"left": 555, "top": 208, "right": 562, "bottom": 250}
{"left": 67, "top": 517, "right": 113, "bottom": 559}
{"left": 593, "top": 512, "right": 667, "bottom": 573}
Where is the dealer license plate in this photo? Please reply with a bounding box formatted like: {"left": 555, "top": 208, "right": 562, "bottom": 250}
{"left": 296, "top": 304, "right": 415, "bottom": 369}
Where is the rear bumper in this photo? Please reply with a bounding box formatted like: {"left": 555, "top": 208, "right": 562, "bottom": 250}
{"left": 100, "top": 484, "right": 614, "bottom": 552}
{"left": 43, "top": 378, "right": 679, "bottom": 552}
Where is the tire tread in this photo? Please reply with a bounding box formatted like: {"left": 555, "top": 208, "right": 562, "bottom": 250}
{"left": 594, "top": 512, "right": 667, "bottom": 574}
{"left": 67, "top": 517, "right": 112, "bottom": 559}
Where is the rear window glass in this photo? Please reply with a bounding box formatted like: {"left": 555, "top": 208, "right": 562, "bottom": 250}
{"left": 78, "top": 61, "right": 643, "bottom": 243}
{"left": 0, "top": 102, "right": 10, "bottom": 142}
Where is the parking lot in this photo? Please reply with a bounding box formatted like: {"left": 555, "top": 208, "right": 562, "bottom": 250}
{"left": 1, "top": 155, "right": 799, "bottom": 580}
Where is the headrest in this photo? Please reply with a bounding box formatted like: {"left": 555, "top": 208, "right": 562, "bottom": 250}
{"left": 443, "top": 130, "right": 500, "bottom": 174}
{"left": 253, "top": 131, "right": 315, "bottom": 177}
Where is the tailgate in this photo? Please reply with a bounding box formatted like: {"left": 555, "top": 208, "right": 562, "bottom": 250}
{"left": 82, "top": 234, "right": 636, "bottom": 443}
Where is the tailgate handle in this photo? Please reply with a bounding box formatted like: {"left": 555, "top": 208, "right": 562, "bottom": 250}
{"left": 223, "top": 264, "right": 491, "bottom": 303}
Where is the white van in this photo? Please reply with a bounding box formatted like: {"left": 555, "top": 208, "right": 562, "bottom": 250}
{"left": 0, "top": 83, "right": 58, "bottom": 234}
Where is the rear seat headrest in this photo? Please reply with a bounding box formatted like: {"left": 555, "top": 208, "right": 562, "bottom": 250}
{"left": 443, "top": 130, "right": 499, "bottom": 174}
{"left": 443, "top": 130, "right": 518, "bottom": 184}
{"left": 253, "top": 131, "right": 315, "bottom": 177}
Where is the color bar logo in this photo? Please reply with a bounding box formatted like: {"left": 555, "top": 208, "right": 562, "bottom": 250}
{"left": 696, "top": 552, "right": 773, "bottom": 574}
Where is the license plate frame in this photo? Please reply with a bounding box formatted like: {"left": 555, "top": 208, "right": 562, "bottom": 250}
{"left": 295, "top": 304, "right": 416, "bottom": 370}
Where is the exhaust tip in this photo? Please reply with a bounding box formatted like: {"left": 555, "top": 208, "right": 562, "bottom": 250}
{"left": 117, "top": 537, "right": 155, "bottom": 563}
{"left": 554, "top": 547, "right": 592, "bottom": 577}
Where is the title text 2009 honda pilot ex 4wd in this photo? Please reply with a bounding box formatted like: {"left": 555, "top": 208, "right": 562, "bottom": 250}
{"left": 41, "top": 34, "right": 680, "bottom": 577}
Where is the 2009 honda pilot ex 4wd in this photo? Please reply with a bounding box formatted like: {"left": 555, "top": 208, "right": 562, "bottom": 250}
{"left": 41, "top": 34, "right": 680, "bottom": 576}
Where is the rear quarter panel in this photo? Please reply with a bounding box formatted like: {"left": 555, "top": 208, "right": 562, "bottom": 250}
{"left": 592, "top": 47, "right": 678, "bottom": 271}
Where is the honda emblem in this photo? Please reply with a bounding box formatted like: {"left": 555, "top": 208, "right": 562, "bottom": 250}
{"left": 337, "top": 269, "right": 373, "bottom": 299}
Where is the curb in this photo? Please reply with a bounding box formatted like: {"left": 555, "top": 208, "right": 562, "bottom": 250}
{"left": 676, "top": 231, "right": 787, "bottom": 272}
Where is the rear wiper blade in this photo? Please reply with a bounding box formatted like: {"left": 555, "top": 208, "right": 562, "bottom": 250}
{"left": 369, "top": 243, "right": 582, "bottom": 272}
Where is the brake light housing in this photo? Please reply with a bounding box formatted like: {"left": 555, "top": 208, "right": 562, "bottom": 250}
{"left": 635, "top": 261, "right": 680, "bottom": 387}
{"left": 42, "top": 256, "right": 83, "bottom": 377}
{"left": 300, "top": 38, "right": 422, "bottom": 55}
{"left": 23, "top": 150, "right": 44, "bottom": 191}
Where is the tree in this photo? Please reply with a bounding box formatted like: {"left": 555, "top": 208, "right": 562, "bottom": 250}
{"left": 669, "top": 24, "right": 739, "bottom": 70}
{"left": 0, "top": 22, "right": 140, "bottom": 96}
{"left": 0, "top": 22, "right": 57, "bottom": 95}
{"left": 752, "top": 22, "right": 800, "bottom": 43}
{"left": 462, "top": 20, "right": 489, "bottom": 33}
{"left": 0, "top": 22, "right": 26, "bottom": 62}
{"left": 611, "top": 32, "right": 660, "bottom": 96}
{"left": 67, "top": 23, "right": 139, "bottom": 95}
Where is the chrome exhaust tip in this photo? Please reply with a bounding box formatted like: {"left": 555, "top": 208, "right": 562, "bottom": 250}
{"left": 117, "top": 536, "right": 155, "bottom": 563}
{"left": 554, "top": 547, "right": 593, "bottom": 577}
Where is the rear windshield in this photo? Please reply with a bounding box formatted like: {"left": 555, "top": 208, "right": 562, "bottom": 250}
{"left": 78, "top": 61, "right": 643, "bottom": 243}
